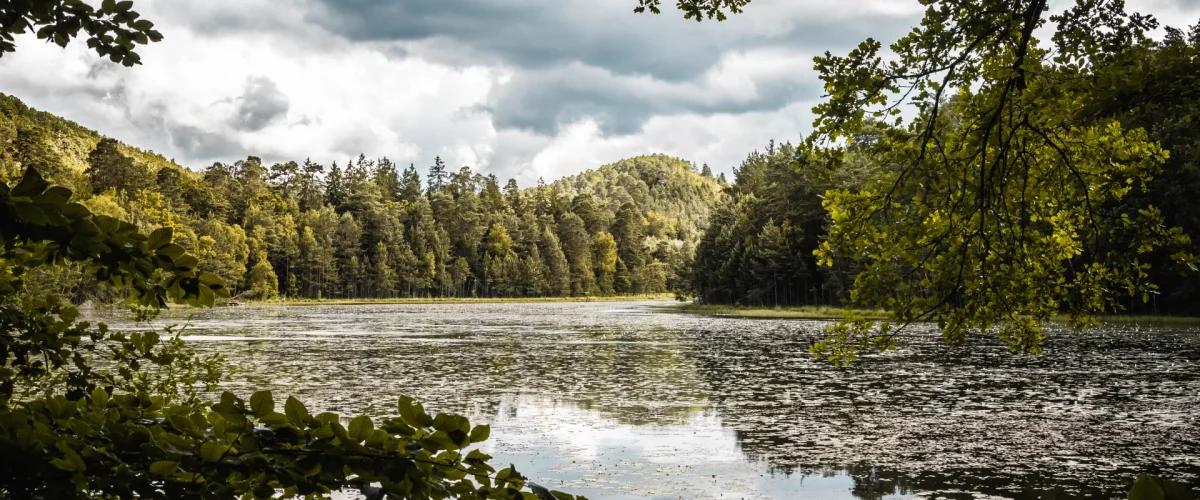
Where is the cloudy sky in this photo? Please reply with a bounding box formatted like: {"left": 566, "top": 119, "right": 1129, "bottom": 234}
{"left": 2, "top": 0, "right": 1197, "bottom": 186}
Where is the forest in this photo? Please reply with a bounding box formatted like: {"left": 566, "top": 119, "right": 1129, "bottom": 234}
{"left": 1, "top": 91, "right": 725, "bottom": 302}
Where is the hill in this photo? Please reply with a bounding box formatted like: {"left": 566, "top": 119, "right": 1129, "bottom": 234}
{"left": 0, "top": 93, "right": 188, "bottom": 191}
{"left": 552, "top": 154, "right": 724, "bottom": 245}
{"left": 0, "top": 93, "right": 725, "bottom": 300}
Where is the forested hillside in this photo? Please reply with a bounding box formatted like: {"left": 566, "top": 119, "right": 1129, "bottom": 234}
{"left": 0, "top": 93, "right": 724, "bottom": 300}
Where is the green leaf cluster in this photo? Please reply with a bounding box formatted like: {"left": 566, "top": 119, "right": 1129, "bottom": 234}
{"left": 0, "top": 0, "right": 164, "bottom": 66}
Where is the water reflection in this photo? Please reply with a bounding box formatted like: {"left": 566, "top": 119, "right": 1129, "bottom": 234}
{"left": 92, "top": 301, "right": 1200, "bottom": 498}
{"left": 482, "top": 396, "right": 912, "bottom": 499}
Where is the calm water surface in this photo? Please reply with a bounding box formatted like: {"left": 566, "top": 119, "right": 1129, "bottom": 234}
{"left": 99, "top": 301, "right": 1200, "bottom": 499}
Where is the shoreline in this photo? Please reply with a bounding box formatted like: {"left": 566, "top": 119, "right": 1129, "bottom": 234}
{"left": 657, "top": 303, "right": 1200, "bottom": 326}
{"left": 234, "top": 294, "right": 677, "bottom": 306}
{"left": 654, "top": 303, "right": 890, "bottom": 320}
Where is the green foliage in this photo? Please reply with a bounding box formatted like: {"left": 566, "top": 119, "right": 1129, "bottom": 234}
{"left": 688, "top": 140, "right": 850, "bottom": 307}
{"left": 591, "top": 232, "right": 618, "bottom": 295}
{"left": 247, "top": 251, "right": 280, "bottom": 300}
{"left": 194, "top": 219, "right": 250, "bottom": 289}
{"left": 1086, "top": 24, "right": 1200, "bottom": 315}
{"left": 0, "top": 0, "right": 164, "bottom": 66}
{"left": 0, "top": 168, "right": 585, "bottom": 499}
{"left": 796, "top": 0, "right": 1198, "bottom": 364}
{"left": 0, "top": 167, "right": 228, "bottom": 308}
{"left": 86, "top": 138, "right": 152, "bottom": 197}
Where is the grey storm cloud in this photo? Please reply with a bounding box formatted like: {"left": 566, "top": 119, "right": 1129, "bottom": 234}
{"left": 303, "top": 0, "right": 911, "bottom": 135}
{"left": 126, "top": 100, "right": 250, "bottom": 163}
{"left": 168, "top": 124, "right": 249, "bottom": 161}
{"left": 485, "top": 64, "right": 818, "bottom": 136}
{"left": 230, "top": 76, "right": 290, "bottom": 132}
{"left": 306, "top": 0, "right": 908, "bottom": 81}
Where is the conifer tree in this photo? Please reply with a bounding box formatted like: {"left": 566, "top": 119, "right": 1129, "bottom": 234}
{"left": 427, "top": 156, "right": 448, "bottom": 194}
{"left": 325, "top": 161, "right": 345, "bottom": 209}
{"left": 504, "top": 178, "right": 523, "bottom": 212}
{"left": 400, "top": 163, "right": 423, "bottom": 203}
{"left": 370, "top": 241, "right": 397, "bottom": 297}
{"left": 540, "top": 227, "right": 572, "bottom": 296}
{"left": 593, "top": 232, "right": 618, "bottom": 295}
{"left": 557, "top": 213, "right": 596, "bottom": 296}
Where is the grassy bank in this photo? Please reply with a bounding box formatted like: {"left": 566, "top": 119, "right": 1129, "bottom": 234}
{"left": 1086, "top": 314, "right": 1200, "bottom": 326}
{"left": 656, "top": 303, "right": 890, "bottom": 320}
{"left": 237, "top": 294, "right": 676, "bottom": 307}
{"left": 660, "top": 303, "right": 1200, "bottom": 326}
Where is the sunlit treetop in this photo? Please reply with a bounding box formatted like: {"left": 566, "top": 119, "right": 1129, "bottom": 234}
{"left": 0, "top": 0, "right": 163, "bottom": 66}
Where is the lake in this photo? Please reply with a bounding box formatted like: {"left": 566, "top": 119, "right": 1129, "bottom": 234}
{"left": 99, "top": 300, "right": 1200, "bottom": 499}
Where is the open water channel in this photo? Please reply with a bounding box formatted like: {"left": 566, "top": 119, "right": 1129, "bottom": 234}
{"left": 100, "top": 300, "right": 1200, "bottom": 499}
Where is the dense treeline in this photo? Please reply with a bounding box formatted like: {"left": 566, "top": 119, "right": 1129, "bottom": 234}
{"left": 1093, "top": 24, "right": 1200, "bottom": 314}
{"left": 687, "top": 135, "right": 882, "bottom": 307}
{"left": 688, "top": 25, "right": 1200, "bottom": 315}
{"left": 0, "top": 93, "right": 724, "bottom": 300}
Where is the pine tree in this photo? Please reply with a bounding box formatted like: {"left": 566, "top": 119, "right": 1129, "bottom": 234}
{"left": 401, "top": 164, "right": 423, "bottom": 203}
{"left": 521, "top": 245, "right": 549, "bottom": 296}
{"left": 539, "top": 227, "right": 571, "bottom": 296}
{"left": 449, "top": 257, "right": 471, "bottom": 297}
{"left": 391, "top": 238, "right": 423, "bottom": 297}
{"left": 370, "top": 241, "right": 397, "bottom": 297}
{"left": 13, "top": 124, "right": 71, "bottom": 187}
{"left": 612, "top": 202, "right": 647, "bottom": 270}
{"left": 503, "top": 178, "right": 523, "bottom": 212}
{"left": 268, "top": 160, "right": 300, "bottom": 200}
{"left": 534, "top": 178, "right": 553, "bottom": 217}
{"left": 615, "top": 258, "right": 632, "bottom": 294}
{"left": 326, "top": 161, "right": 346, "bottom": 209}
{"left": 481, "top": 174, "right": 505, "bottom": 213}
{"left": 556, "top": 213, "right": 596, "bottom": 296}
{"left": 373, "top": 157, "right": 401, "bottom": 202}
{"left": 572, "top": 193, "right": 608, "bottom": 233}
{"left": 427, "top": 156, "right": 448, "bottom": 194}
{"left": 334, "top": 212, "right": 362, "bottom": 297}
{"left": 298, "top": 158, "right": 326, "bottom": 212}
{"left": 592, "top": 232, "right": 618, "bottom": 295}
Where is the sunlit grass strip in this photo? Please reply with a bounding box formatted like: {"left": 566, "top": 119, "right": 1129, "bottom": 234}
{"left": 1082, "top": 315, "right": 1200, "bottom": 326}
{"left": 659, "top": 303, "right": 891, "bottom": 320}
{"left": 665, "top": 303, "right": 1200, "bottom": 326}
{"left": 238, "top": 293, "right": 677, "bottom": 306}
